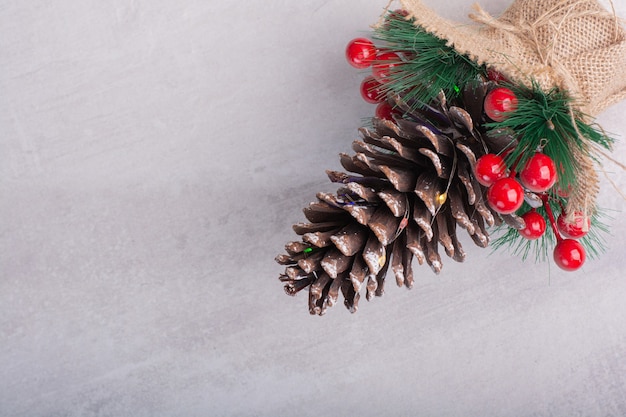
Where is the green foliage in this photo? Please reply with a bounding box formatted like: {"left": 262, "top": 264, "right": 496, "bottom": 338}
{"left": 491, "top": 202, "right": 609, "bottom": 262}
{"left": 372, "top": 11, "right": 485, "bottom": 108}
{"left": 484, "top": 85, "right": 613, "bottom": 263}
{"left": 487, "top": 82, "right": 613, "bottom": 192}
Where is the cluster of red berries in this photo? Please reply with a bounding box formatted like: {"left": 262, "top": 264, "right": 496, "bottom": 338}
{"left": 345, "top": 37, "right": 402, "bottom": 120}
{"left": 346, "top": 35, "right": 522, "bottom": 123}
{"left": 474, "top": 136, "right": 588, "bottom": 271}
{"left": 474, "top": 82, "right": 590, "bottom": 271}
{"left": 475, "top": 151, "right": 557, "bottom": 215}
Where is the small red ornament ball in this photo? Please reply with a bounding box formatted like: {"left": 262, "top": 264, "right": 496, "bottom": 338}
{"left": 345, "top": 38, "right": 377, "bottom": 69}
{"left": 372, "top": 52, "right": 401, "bottom": 83}
{"left": 557, "top": 212, "right": 590, "bottom": 239}
{"left": 360, "top": 76, "right": 385, "bottom": 104}
{"left": 474, "top": 153, "right": 507, "bottom": 186}
{"left": 553, "top": 239, "right": 586, "bottom": 271}
{"left": 375, "top": 101, "right": 395, "bottom": 121}
{"left": 519, "top": 152, "right": 558, "bottom": 193}
{"left": 484, "top": 87, "right": 518, "bottom": 122}
{"left": 487, "top": 177, "right": 525, "bottom": 214}
{"left": 519, "top": 210, "right": 547, "bottom": 240}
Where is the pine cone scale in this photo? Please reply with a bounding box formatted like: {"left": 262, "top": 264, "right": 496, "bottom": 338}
{"left": 448, "top": 106, "right": 475, "bottom": 133}
{"left": 349, "top": 256, "right": 368, "bottom": 292}
{"left": 449, "top": 185, "right": 475, "bottom": 233}
{"left": 406, "top": 222, "right": 426, "bottom": 265}
{"left": 362, "top": 234, "right": 386, "bottom": 275}
{"left": 412, "top": 202, "right": 434, "bottom": 241}
{"left": 415, "top": 125, "right": 455, "bottom": 156}
{"left": 330, "top": 223, "right": 368, "bottom": 257}
{"left": 321, "top": 249, "right": 352, "bottom": 278}
{"left": 379, "top": 165, "right": 418, "bottom": 192}
{"left": 368, "top": 206, "right": 401, "bottom": 246}
{"left": 414, "top": 172, "right": 441, "bottom": 216}
{"left": 378, "top": 188, "right": 408, "bottom": 217}
{"left": 421, "top": 148, "right": 454, "bottom": 178}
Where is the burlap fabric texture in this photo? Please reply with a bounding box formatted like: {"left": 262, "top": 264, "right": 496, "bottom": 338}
{"left": 399, "top": 0, "right": 626, "bottom": 116}
{"left": 399, "top": 0, "right": 626, "bottom": 218}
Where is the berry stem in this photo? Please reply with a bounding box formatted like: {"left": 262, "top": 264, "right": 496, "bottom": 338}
{"left": 508, "top": 153, "right": 525, "bottom": 178}
{"left": 541, "top": 194, "right": 562, "bottom": 243}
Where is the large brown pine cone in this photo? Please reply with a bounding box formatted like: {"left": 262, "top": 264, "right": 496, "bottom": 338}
{"left": 277, "top": 81, "right": 519, "bottom": 315}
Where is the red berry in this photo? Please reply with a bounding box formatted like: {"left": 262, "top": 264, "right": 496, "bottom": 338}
{"left": 553, "top": 239, "right": 586, "bottom": 271}
{"left": 372, "top": 52, "right": 401, "bottom": 83}
{"left": 375, "top": 101, "right": 395, "bottom": 121}
{"left": 360, "top": 76, "right": 385, "bottom": 104}
{"left": 484, "top": 87, "right": 518, "bottom": 122}
{"left": 519, "top": 152, "right": 557, "bottom": 193}
{"left": 487, "top": 177, "right": 525, "bottom": 214}
{"left": 557, "top": 212, "right": 590, "bottom": 239}
{"left": 519, "top": 210, "right": 547, "bottom": 240}
{"left": 474, "top": 153, "right": 507, "bottom": 186}
{"left": 345, "top": 38, "right": 377, "bottom": 69}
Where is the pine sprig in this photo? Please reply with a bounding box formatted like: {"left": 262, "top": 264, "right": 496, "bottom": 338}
{"left": 491, "top": 200, "right": 609, "bottom": 262}
{"left": 488, "top": 83, "right": 613, "bottom": 261}
{"left": 372, "top": 11, "right": 485, "bottom": 109}
{"left": 487, "top": 82, "right": 614, "bottom": 192}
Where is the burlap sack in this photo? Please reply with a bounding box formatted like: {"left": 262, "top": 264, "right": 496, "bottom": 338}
{"left": 399, "top": 0, "right": 626, "bottom": 217}
{"left": 399, "top": 0, "right": 626, "bottom": 116}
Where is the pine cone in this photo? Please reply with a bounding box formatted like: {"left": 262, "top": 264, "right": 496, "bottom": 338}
{"left": 277, "top": 81, "right": 518, "bottom": 315}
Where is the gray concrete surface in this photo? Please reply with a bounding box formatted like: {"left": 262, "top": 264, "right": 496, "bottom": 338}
{"left": 2, "top": 1, "right": 626, "bottom": 416}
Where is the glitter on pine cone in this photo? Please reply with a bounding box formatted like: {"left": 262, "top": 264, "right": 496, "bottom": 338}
{"left": 276, "top": 82, "right": 520, "bottom": 315}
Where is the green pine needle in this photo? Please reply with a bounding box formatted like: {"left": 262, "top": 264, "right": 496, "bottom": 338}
{"left": 372, "top": 11, "right": 485, "bottom": 108}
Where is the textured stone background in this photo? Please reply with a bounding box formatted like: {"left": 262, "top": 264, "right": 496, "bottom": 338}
{"left": 2, "top": 1, "right": 626, "bottom": 416}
